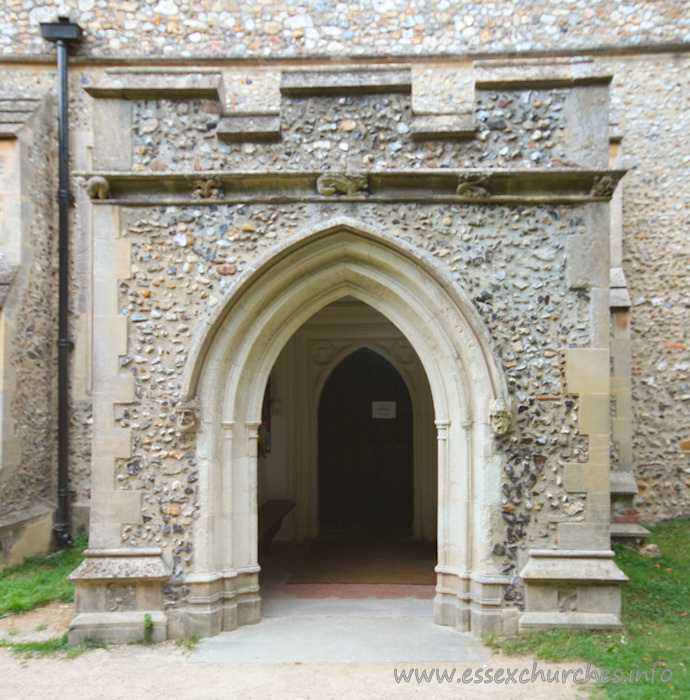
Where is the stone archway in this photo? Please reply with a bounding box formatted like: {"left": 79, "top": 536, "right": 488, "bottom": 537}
{"left": 181, "top": 216, "right": 510, "bottom": 637}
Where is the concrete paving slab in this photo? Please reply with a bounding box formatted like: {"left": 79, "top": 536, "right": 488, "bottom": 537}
{"left": 190, "top": 616, "right": 491, "bottom": 664}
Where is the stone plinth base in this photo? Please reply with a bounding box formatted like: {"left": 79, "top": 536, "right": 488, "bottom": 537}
{"left": 68, "top": 547, "right": 169, "bottom": 645}
{"left": 168, "top": 569, "right": 261, "bottom": 639}
{"left": 433, "top": 567, "right": 510, "bottom": 638}
{"left": 520, "top": 612, "right": 623, "bottom": 631}
{"left": 69, "top": 611, "right": 167, "bottom": 645}
{"left": 519, "top": 549, "right": 627, "bottom": 632}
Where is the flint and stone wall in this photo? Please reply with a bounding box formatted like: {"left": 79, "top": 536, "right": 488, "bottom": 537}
{"left": 0, "top": 4, "right": 685, "bottom": 553}
{"left": 0, "top": 94, "right": 59, "bottom": 569}
{"left": 1, "top": 1, "right": 687, "bottom": 57}
{"left": 605, "top": 56, "right": 690, "bottom": 522}
{"left": 53, "top": 60, "right": 629, "bottom": 641}
{"left": 116, "top": 196, "right": 593, "bottom": 571}
{"left": 0, "top": 1, "right": 686, "bottom": 640}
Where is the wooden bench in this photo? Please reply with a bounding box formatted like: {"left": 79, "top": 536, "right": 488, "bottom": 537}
{"left": 258, "top": 499, "right": 295, "bottom": 555}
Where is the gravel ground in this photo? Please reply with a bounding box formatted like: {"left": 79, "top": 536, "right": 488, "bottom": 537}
{"left": 0, "top": 603, "right": 592, "bottom": 699}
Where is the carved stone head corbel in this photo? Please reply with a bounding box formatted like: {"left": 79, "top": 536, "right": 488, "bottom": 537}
{"left": 489, "top": 395, "right": 512, "bottom": 436}
{"left": 174, "top": 399, "right": 200, "bottom": 433}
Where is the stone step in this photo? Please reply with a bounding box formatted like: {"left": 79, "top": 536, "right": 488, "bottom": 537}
{"left": 610, "top": 522, "right": 651, "bottom": 540}
{"left": 520, "top": 612, "right": 623, "bottom": 631}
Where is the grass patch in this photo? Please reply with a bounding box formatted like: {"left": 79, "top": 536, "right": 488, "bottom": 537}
{"left": 143, "top": 613, "right": 154, "bottom": 645}
{"left": 175, "top": 634, "right": 201, "bottom": 651}
{"left": 490, "top": 519, "right": 690, "bottom": 698}
{"left": 0, "top": 531, "right": 88, "bottom": 617}
{"left": 0, "top": 633, "right": 70, "bottom": 657}
{"left": 0, "top": 633, "right": 110, "bottom": 659}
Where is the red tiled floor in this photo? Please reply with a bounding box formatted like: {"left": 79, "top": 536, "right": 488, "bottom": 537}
{"left": 266, "top": 582, "right": 435, "bottom": 600}
{"left": 259, "top": 540, "right": 437, "bottom": 602}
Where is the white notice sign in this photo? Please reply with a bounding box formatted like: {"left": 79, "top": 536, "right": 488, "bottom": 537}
{"left": 372, "top": 401, "right": 396, "bottom": 419}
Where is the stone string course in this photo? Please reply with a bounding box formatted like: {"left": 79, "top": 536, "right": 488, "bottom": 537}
{"left": 0, "top": 1, "right": 688, "bottom": 57}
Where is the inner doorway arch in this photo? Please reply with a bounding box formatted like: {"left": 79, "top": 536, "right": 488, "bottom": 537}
{"left": 263, "top": 300, "right": 437, "bottom": 544}
{"left": 319, "top": 347, "right": 414, "bottom": 536}
{"left": 182, "top": 216, "right": 509, "bottom": 638}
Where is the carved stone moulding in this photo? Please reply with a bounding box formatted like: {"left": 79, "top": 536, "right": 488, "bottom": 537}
{"left": 590, "top": 174, "right": 618, "bottom": 199}
{"left": 75, "top": 174, "right": 110, "bottom": 199}
{"left": 72, "top": 168, "right": 626, "bottom": 206}
{"left": 191, "top": 176, "right": 223, "bottom": 201}
{"left": 309, "top": 341, "right": 335, "bottom": 366}
{"left": 391, "top": 341, "right": 415, "bottom": 365}
{"left": 456, "top": 172, "right": 492, "bottom": 199}
{"left": 173, "top": 399, "right": 200, "bottom": 433}
{"left": 316, "top": 172, "right": 369, "bottom": 197}
{"left": 489, "top": 395, "right": 513, "bottom": 436}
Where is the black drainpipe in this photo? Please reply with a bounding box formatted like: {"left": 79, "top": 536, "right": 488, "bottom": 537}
{"left": 40, "top": 16, "right": 83, "bottom": 548}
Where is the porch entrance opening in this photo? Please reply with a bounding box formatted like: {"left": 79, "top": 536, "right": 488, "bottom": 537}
{"left": 257, "top": 298, "right": 437, "bottom": 591}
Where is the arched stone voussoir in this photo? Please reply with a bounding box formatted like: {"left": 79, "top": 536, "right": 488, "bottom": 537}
{"left": 182, "top": 215, "right": 511, "bottom": 638}
{"left": 183, "top": 215, "right": 507, "bottom": 419}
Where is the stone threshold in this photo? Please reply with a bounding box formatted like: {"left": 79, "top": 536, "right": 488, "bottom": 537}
{"left": 189, "top": 616, "right": 491, "bottom": 663}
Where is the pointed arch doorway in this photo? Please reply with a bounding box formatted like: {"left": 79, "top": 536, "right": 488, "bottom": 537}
{"left": 318, "top": 347, "right": 413, "bottom": 537}
{"left": 182, "top": 217, "right": 508, "bottom": 638}
{"left": 257, "top": 300, "right": 437, "bottom": 588}
{"left": 257, "top": 297, "right": 437, "bottom": 545}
